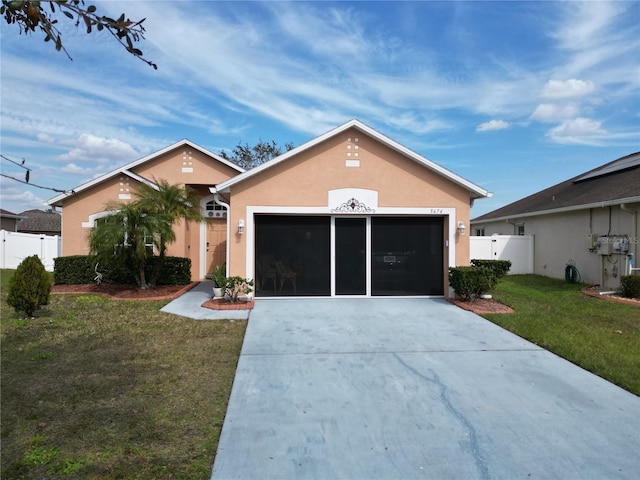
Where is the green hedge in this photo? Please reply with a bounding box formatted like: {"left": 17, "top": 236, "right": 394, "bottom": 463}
{"left": 54, "top": 256, "right": 191, "bottom": 286}
{"left": 619, "top": 275, "right": 640, "bottom": 299}
{"left": 449, "top": 260, "right": 512, "bottom": 302}
{"left": 448, "top": 266, "right": 496, "bottom": 301}
{"left": 470, "top": 259, "right": 512, "bottom": 277}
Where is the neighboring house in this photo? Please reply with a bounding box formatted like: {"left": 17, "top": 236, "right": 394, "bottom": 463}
{"left": 471, "top": 152, "right": 640, "bottom": 290}
{"left": 0, "top": 209, "right": 25, "bottom": 232}
{"left": 49, "top": 119, "right": 490, "bottom": 298}
{"left": 17, "top": 209, "right": 61, "bottom": 236}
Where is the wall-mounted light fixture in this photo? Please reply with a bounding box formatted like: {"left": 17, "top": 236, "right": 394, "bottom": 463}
{"left": 457, "top": 221, "right": 466, "bottom": 236}
{"left": 237, "top": 219, "right": 245, "bottom": 235}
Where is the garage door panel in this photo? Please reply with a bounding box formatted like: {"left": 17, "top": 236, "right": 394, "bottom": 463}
{"left": 255, "top": 216, "right": 331, "bottom": 296}
{"left": 371, "top": 217, "right": 443, "bottom": 296}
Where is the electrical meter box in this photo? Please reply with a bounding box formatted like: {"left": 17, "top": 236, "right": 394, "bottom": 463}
{"left": 598, "top": 242, "right": 613, "bottom": 255}
{"left": 586, "top": 234, "right": 596, "bottom": 250}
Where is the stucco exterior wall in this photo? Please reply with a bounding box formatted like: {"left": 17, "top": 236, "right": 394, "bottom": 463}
{"left": 58, "top": 146, "right": 241, "bottom": 280}
{"left": 473, "top": 203, "right": 639, "bottom": 289}
{"left": 132, "top": 148, "right": 237, "bottom": 186}
{"left": 226, "top": 128, "right": 472, "bottom": 293}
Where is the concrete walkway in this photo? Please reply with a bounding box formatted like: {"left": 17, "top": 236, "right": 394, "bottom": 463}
{"left": 212, "top": 298, "right": 640, "bottom": 480}
{"left": 160, "top": 281, "right": 251, "bottom": 320}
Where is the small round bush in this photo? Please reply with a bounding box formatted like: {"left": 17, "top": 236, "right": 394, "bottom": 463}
{"left": 7, "top": 255, "right": 53, "bottom": 317}
{"left": 619, "top": 275, "right": 640, "bottom": 299}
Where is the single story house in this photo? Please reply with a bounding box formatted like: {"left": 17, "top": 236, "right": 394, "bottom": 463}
{"left": 49, "top": 119, "right": 490, "bottom": 298}
{"left": 471, "top": 152, "right": 640, "bottom": 290}
{"left": 0, "top": 209, "right": 25, "bottom": 232}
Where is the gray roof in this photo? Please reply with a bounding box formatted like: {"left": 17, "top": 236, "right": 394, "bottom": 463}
{"left": 17, "top": 209, "right": 61, "bottom": 233}
{"left": 472, "top": 152, "right": 640, "bottom": 222}
{"left": 0, "top": 209, "right": 24, "bottom": 219}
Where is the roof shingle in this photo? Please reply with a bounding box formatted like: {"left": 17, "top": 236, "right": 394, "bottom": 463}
{"left": 472, "top": 152, "right": 640, "bottom": 222}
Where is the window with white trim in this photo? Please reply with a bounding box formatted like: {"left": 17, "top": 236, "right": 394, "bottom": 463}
{"left": 204, "top": 200, "right": 227, "bottom": 218}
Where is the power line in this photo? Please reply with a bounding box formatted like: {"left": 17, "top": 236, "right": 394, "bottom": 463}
{"left": 0, "top": 154, "right": 31, "bottom": 171}
{"left": 1, "top": 154, "right": 73, "bottom": 194}
{"left": 0, "top": 173, "right": 73, "bottom": 194}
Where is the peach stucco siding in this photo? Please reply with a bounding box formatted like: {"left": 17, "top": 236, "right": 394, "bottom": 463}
{"left": 53, "top": 122, "right": 485, "bottom": 294}
{"left": 58, "top": 144, "right": 241, "bottom": 280}
{"left": 225, "top": 128, "right": 472, "bottom": 294}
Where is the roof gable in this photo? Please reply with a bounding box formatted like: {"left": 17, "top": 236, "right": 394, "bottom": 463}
{"left": 48, "top": 139, "right": 244, "bottom": 207}
{"left": 215, "top": 119, "right": 490, "bottom": 199}
{"left": 472, "top": 151, "right": 640, "bottom": 222}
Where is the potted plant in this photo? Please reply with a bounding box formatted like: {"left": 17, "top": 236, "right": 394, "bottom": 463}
{"left": 224, "top": 276, "right": 254, "bottom": 303}
{"left": 212, "top": 264, "right": 227, "bottom": 298}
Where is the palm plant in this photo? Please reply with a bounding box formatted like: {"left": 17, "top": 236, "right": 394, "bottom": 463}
{"left": 89, "top": 202, "right": 170, "bottom": 289}
{"left": 133, "top": 178, "right": 202, "bottom": 251}
{"left": 89, "top": 179, "right": 202, "bottom": 289}
{"left": 133, "top": 178, "right": 203, "bottom": 286}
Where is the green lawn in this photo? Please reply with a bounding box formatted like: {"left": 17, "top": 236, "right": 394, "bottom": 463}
{"left": 2, "top": 270, "right": 639, "bottom": 478}
{"left": 1, "top": 270, "right": 246, "bottom": 479}
{"left": 483, "top": 275, "right": 640, "bottom": 396}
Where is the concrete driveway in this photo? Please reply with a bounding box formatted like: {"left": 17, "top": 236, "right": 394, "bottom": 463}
{"left": 211, "top": 298, "right": 640, "bottom": 480}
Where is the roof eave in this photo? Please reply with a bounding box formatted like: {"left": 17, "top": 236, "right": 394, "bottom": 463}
{"left": 216, "top": 119, "right": 490, "bottom": 198}
{"left": 471, "top": 196, "right": 640, "bottom": 224}
{"left": 47, "top": 139, "right": 244, "bottom": 206}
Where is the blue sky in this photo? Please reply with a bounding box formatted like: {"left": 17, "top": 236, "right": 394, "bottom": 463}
{"left": 1, "top": 1, "right": 638, "bottom": 217}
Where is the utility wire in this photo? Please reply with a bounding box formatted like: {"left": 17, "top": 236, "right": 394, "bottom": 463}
{"left": 1, "top": 154, "right": 32, "bottom": 182}
{"left": 0, "top": 173, "right": 72, "bottom": 194}
{"left": 1, "top": 154, "right": 32, "bottom": 171}
{"left": 1, "top": 154, "right": 73, "bottom": 194}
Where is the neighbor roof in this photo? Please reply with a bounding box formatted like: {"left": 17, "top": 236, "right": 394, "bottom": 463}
{"left": 17, "top": 209, "right": 61, "bottom": 233}
{"left": 472, "top": 151, "right": 640, "bottom": 223}
{"left": 214, "top": 119, "right": 491, "bottom": 200}
{"left": 48, "top": 139, "right": 245, "bottom": 207}
{"left": 0, "top": 209, "right": 24, "bottom": 220}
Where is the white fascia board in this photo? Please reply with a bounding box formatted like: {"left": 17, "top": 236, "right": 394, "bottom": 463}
{"left": 48, "top": 139, "right": 245, "bottom": 206}
{"left": 470, "top": 196, "right": 640, "bottom": 224}
{"left": 215, "top": 119, "right": 490, "bottom": 199}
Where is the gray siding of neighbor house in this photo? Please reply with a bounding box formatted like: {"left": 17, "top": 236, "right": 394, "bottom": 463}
{"left": 474, "top": 203, "right": 639, "bottom": 290}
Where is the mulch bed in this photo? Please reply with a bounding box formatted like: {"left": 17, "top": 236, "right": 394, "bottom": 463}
{"left": 201, "top": 298, "right": 255, "bottom": 310}
{"left": 581, "top": 285, "right": 640, "bottom": 306}
{"left": 51, "top": 282, "right": 198, "bottom": 300}
{"left": 449, "top": 297, "right": 515, "bottom": 314}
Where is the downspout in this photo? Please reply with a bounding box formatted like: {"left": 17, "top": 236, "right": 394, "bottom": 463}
{"left": 620, "top": 203, "right": 638, "bottom": 275}
{"left": 506, "top": 218, "right": 518, "bottom": 235}
{"left": 210, "top": 187, "right": 231, "bottom": 277}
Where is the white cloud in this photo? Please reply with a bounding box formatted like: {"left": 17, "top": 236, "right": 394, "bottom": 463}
{"left": 551, "top": 2, "right": 622, "bottom": 49}
{"left": 60, "top": 163, "right": 100, "bottom": 175}
{"left": 547, "top": 117, "right": 608, "bottom": 144}
{"left": 476, "top": 120, "right": 509, "bottom": 132}
{"left": 0, "top": 180, "right": 49, "bottom": 212}
{"left": 57, "top": 134, "right": 140, "bottom": 165}
{"left": 539, "top": 79, "right": 595, "bottom": 99}
{"left": 37, "top": 133, "right": 56, "bottom": 143}
{"left": 530, "top": 103, "right": 580, "bottom": 122}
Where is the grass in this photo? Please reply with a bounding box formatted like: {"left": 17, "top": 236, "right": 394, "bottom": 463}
{"left": 3, "top": 269, "right": 639, "bottom": 476}
{"left": 483, "top": 275, "right": 640, "bottom": 396}
{"left": 1, "top": 269, "right": 247, "bottom": 479}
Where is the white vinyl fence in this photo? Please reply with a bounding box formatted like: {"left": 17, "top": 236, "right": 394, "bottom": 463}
{"left": 0, "top": 230, "right": 61, "bottom": 272}
{"left": 470, "top": 235, "right": 534, "bottom": 274}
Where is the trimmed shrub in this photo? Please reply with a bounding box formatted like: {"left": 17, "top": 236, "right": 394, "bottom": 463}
{"left": 7, "top": 255, "right": 53, "bottom": 317}
{"left": 470, "top": 259, "right": 512, "bottom": 278}
{"left": 54, "top": 256, "right": 130, "bottom": 285}
{"left": 619, "top": 275, "right": 640, "bottom": 299}
{"left": 448, "top": 266, "right": 497, "bottom": 301}
{"left": 54, "top": 255, "right": 191, "bottom": 286}
{"left": 150, "top": 256, "right": 191, "bottom": 285}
